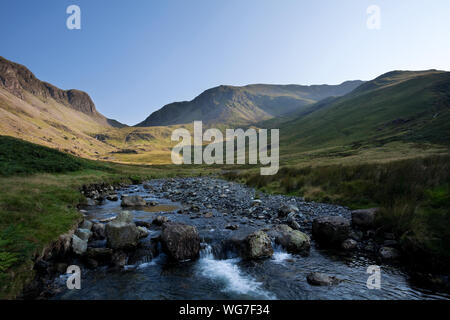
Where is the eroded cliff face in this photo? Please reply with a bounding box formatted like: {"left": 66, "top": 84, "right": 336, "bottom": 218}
{"left": 0, "top": 56, "right": 100, "bottom": 118}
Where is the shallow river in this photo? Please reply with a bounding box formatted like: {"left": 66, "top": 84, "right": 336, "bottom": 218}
{"left": 53, "top": 182, "right": 449, "bottom": 300}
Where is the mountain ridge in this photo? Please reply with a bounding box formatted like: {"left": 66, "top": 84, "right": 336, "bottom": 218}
{"left": 136, "top": 80, "right": 364, "bottom": 127}
{"left": 0, "top": 56, "right": 125, "bottom": 127}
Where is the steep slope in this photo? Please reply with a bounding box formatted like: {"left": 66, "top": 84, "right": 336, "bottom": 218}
{"left": 0, "top": 56, "right": 128, "bottom": 158}
{"left": 276, "top": 70, "right": 450, "bottom": 158}
{"left": 136, "top": 81, "right": 363, "bottom": 127}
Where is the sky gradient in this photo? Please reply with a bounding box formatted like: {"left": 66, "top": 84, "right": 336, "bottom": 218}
{"left": 1, "top": 0, "right": 449, "bottom": 125}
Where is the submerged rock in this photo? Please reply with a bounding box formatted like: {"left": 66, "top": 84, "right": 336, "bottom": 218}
{"left": 121, "top": 195, "right": 146, "bottom": 207}
{"left": 312, "top": 216, "right": 351, "bottom": 247}
{"left": 307, "top": 272, "right": 341, "bottom": 286}
{"left": 161, "top": 223, "right": 201, "bottom": 261}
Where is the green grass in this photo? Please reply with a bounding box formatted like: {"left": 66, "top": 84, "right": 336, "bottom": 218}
{"left": 224, "top": 155, "right": 450, "bottom": 272}
{"left": 0, "top": 136, "right": 107, "bottom": 176}
{"left": 0, "top": 136, "right": 217, "bottom": 299}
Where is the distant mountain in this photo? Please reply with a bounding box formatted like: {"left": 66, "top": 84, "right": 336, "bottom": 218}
{"left": 274, "top": 70, "right": 450, "bottom": 155}
{"left": 0, "top": 56, "right": 125, "bottom": 128}
{"left": 0, "top": 56, "right": 127, "bottom": 158}
{"left": 136, "top": 81, "right": 364, "bottom": 127}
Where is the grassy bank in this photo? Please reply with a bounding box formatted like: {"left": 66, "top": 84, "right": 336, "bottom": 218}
{"left": 224, "top": 155, "right": 450, "bottom": 272}
{"left": 0, "top": 136, "right": 212, "bottom": 299}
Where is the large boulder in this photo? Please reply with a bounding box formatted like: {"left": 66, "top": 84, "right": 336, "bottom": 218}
{"left": 71, "top": 234, "right": 87, "bottom": 255}
{"left": 312, "top": 216, "right": 351, "bottom": 247}
{"left": 271, "top": 225, "right": 310, "bottom": 255}
{"left": 121, "top": 195, "right": 146, "bottom": 207}
{"left": 105, "top": 211, "right": 140, "bottom": 249}
{"left": 352, "top": 208, "right": 379, "bottom": 229}
{"left": 161, "top": 223, "right": 201, "bottom": 261}
{"left": 243, "top": 230, "right": 273, "bottom": 260}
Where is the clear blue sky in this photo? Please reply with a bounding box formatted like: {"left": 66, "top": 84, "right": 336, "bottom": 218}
{"left": 1, "top": 0, "right": 449, "bottom": 125}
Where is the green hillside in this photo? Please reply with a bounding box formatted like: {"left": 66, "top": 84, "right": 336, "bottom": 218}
{"left": 0, "top": 136, "right": 107, "bottom": 176}
{"left": 273, "top": 70, "right": 450, "bottom": 161}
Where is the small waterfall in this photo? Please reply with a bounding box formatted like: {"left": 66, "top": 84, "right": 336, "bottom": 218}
{"left": 197, "top": 244, "right": 276, "bottom": 299}
{"left": 271, "top": 244, "right": 293, "bottom": 265}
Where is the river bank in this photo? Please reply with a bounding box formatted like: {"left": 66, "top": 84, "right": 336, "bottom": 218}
{"left": 25, "top": 177, "right": 450, "bottom": 300}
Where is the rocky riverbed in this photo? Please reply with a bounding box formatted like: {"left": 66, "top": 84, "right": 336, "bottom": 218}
{"left": 24, "top": 177, "right": 450, "bottom": 300}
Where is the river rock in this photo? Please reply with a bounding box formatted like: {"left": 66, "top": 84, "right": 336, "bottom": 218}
{"left": 352, "top": 208, "right": 379, "bottom": 229}
{"left": 92, "top": 223, "right": 106, "bottom": 239}
{"left": 161, "top": 223, "right": 201, "bottom": 261}
{"left": 86, "top": 247, "right": 113, "bottom": 264}
{"left": 307, "top": 272, "right": 341, "bottom": 286}
{"left": 121, "top": 195, "right": 146, "bottom": 207}
{"left": 278, "top": 204, "right": 299, "bottom": 218}
{"left": 135, "top": 221, "right": 152, "bottom": 228}
{"left": 79, "top": 220, "right": 93, "bottom": 231}
{"left": 341, "top": 238, "right": 358, "bottom": 251}
{"left": 106, "top": 195, "right": 119, "bottom": 201}
{"left": 85, "top": 198, "right": 97, "bottom": 206}
{"left": 272, "top": 225, "right": 310, "bottom": 255}
{"left": 287, "top": 216, "right": 301, "bottom": 231}
{"left": 137, "top": 226, "right": 149, "bottom": 239}
{"left": 105, "top": 211, "right": 140, "bottom": 249}
{"left": 379, "top": 247, "right": 400, "bottom": 260}
{"left": 111, "top": 251, "right": 128, "bottom": 268}
{"left": 153, "top": 216, "right": 169, "bottom": 226}
{"left": 75, "top": 228, "right": 92, "bottom": 242}
{"left": 71, "top": 234, "right": 87, "bottom": 255}
{"left": 312, "top": 216, "right": 351, "bottom": 247}
{"left": 243, "top": 230, "right": 273, "bottom": 260}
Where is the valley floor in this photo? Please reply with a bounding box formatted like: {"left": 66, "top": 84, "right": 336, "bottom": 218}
{"left": 0, "top": 135, "right": 449, "bottom": 299}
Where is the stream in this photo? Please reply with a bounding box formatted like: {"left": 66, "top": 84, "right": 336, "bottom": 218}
{"left": 53, "top": 178, "right": 449, "bottom": 300}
